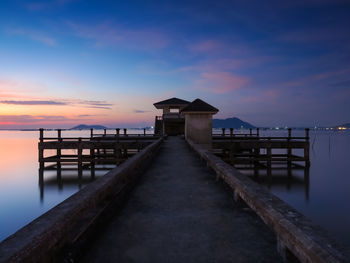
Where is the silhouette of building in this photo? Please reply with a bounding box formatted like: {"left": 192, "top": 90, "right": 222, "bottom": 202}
{"left": 153, "top": 97, "right": 190, "bottom": 135}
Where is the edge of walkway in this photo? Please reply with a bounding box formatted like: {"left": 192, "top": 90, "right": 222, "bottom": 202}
{"left": 187, "top": 139, "right": 349, "bottom": 263}
{"left": 0, "top": 137, "right": 163, "bottom": 263}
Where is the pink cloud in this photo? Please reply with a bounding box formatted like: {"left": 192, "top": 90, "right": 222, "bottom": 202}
{"left": 67, "top": 21, "right": 170, "bottom": 50}
{"left": 195, "top": 71, "right": 250, "bottom": 94}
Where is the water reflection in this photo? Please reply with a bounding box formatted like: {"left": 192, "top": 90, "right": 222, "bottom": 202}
{"left": 38, "top": 165, "right": 115, "bottom": 201}
{"left": 239, "top": 166, "right": 310, "bottom": 201}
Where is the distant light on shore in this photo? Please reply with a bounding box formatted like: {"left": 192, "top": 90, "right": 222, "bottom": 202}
{"left": 337, "top": 126, "right": 347, "bottom": 130}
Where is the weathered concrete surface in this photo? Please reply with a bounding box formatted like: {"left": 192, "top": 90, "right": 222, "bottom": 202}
{"left": 82, "top": 136, "right": 282, "bottom": 263}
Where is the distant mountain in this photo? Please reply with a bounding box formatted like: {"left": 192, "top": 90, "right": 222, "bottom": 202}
{"left": 212, "top": 117, "right": 256, "bottom": 129}
{"left": 71, "top": 124, "right": 107, "bottom": 130}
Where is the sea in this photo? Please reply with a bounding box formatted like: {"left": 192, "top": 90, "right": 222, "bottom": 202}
{"left": 0, "top": 129, "right": 349, "bottom": 248}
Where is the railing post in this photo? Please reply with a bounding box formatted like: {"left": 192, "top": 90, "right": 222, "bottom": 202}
{"left": 305, "top": 128, "right": 310, "bottom": 167}
{"left": 230, "top": 128, "right": 233, "bottom": 137}
{"left": 144, "top": 128, "right": 146, "bottom": 136}
{"left": 104, "top": 128, "right": 107, "bottom": 136}
{"left": 249, "top": 128, "right": 252, "bottom": 136}
{"left": 267, "top": 138, "right": 272, "bottom": 179}
{"left": 305, "top": 128, "right": 309, "bottom": 142}
{"left": 57, "top": 129, "right": 62, "bottom": 179}
{"left": 39, "top": 128, "right": 44, "bottom": 177}
{"left": 90, "top": 128, "right": 93, "bottom": 139}
{"left": 256, "top": 128, "right": 259, "bottom": 137}
{"left": 222, "top": 128, "right": 225, "bottom": 136}
{"left": 39, "top": 128, "right": 44, "bottom": 143}
{"left": 287, "top": 128, "right": 292, "bottom": 168}
{"left": 116, "top": 128, "right": 120, "bottom": 137}
{"left": 78, "top": 137, "right": 82, "bottom": 179}
{"left": 90, "top": 146, "right": 95, "bottom": 179}
{"left": 123, "top": 128, "right": 127, "bottom": 136}
{"left": 57, "top": 129, "right": 62, "bottom": 142}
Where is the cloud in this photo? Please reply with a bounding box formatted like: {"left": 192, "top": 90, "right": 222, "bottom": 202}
{"left": 0, "top": 97, "right": 113, "bottom": 110}
{"left": 195, "top": 72, "right": 250, "bottom": 94}
{"left": 0, "top": 100, "right": 67, "bottom": 105}
{"left": 6, "top": 28, "right": 56, "bottom": 46}
{"left": 133, "top": 109, "right": 149, "bottom": 113}
{"left": 0, "top": 115, "right": 68, "bottom": 123}
{"left": 80, "top": 100, "right": 113, "bottom": 110}
{"left": 67, "top": 21, "right": 169, "bottom": 50}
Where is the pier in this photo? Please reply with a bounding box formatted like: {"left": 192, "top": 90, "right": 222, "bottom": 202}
{"left": 38, "top": 128, "right": 159, "bottom": 177}
{"left": 78, "top": 136, "right": 281, "bottom": 262}
{"left": 213, "top": 128, "right": 310, "bottom": 169}
{"left": 0, "top": 98, "right": 348, "bottom": 263}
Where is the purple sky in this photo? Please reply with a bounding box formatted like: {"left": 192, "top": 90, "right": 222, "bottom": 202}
{"left": 0, "top": 0, "right": 349, "bottom": 128}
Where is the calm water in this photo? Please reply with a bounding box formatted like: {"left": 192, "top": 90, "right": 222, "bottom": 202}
{"left": 0, "top": 129, "right": 349, "bottom": 247}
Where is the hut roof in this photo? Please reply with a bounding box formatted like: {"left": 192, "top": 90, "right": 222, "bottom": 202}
{"left": 181, "top": 98, "right": 219, "bottom": 113}
{"left": 153, "top": 97, "right": 190, "bottom": 109}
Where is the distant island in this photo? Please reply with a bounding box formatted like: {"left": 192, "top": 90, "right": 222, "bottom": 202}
{"left": 212, "top": 117, "right": 255, "bottom": 129}
{"left": 71, "top": 124, "right": 107, "bottom": 130}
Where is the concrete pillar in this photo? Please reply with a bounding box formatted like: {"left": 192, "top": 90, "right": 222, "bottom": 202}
{"left": 181, "top": 99, "right": 218, "bottom": 149}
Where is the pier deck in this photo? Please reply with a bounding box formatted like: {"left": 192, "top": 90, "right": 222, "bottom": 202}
{"left": 80, "top": 136, "right": 282, "bottom": 262}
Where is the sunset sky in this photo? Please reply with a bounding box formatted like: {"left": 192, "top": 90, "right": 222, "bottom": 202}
{"left": 0, "top": 0, "right": 349, "bottom": 128}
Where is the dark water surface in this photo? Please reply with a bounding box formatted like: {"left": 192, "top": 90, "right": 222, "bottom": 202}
{"left": 233, "top": 129, "right": 350, "bottom": 247}
{"left": 0, "top": 130, "right": 349, "bottom": 247}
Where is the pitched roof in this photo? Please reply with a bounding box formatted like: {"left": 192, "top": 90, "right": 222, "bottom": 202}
{"left": 181, "top": 98, "right": 219, "bottom": 113}
{"left": 153, "top": 97, "right": 190, "bottom": 108}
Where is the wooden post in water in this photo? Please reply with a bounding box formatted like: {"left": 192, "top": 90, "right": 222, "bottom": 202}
{"left": 90, "top": 146, "right": 95, "bottom": 179}
{"left": 287, "top": 128, "right": 292, "bottom": 168}
{"left": 39, "top": 128, "right": 44, "bottom": 143}
{"left": 304, "top": 167, "right": 310, "bottom": 201}
{"left": 78, "top": 138, "right": 83, "bottom": 179}
{"left": 230, "top": 128, "right": 233, "bottom": 137}
{"left": 253, "top": 147, "right": 259, "bottom": 177}
{"left": 38, "top": 128, "right": 44, "bottom": 200}
{"left": 305, "top": 128, "right": 310, "bottom": 167}
{"left": 39, "top": 128, "right": 44, "bottom": 176}
{"left": 114, "top": 144, "right": 119, "bottom": 165}
{"left": 267, "top": 138, "right": 272, "bottom": 178}
{"left": 57, "top": 129, "right": 62, "bottom": 180}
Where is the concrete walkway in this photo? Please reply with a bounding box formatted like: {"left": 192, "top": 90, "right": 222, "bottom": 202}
{"left": 82, "top": 137, "right": 282, "bottom": 263}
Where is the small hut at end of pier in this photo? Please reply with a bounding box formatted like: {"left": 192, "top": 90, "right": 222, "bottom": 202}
{"left": 181, "top": 99, "right": 218, "bottom": 149}
{"left": 153, "top": 97, "right": 190, "bottom": 135}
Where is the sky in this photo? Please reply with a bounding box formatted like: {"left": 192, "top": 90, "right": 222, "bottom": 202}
{"left": 0, "top": 0, "right": 349, "bottom": 129}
